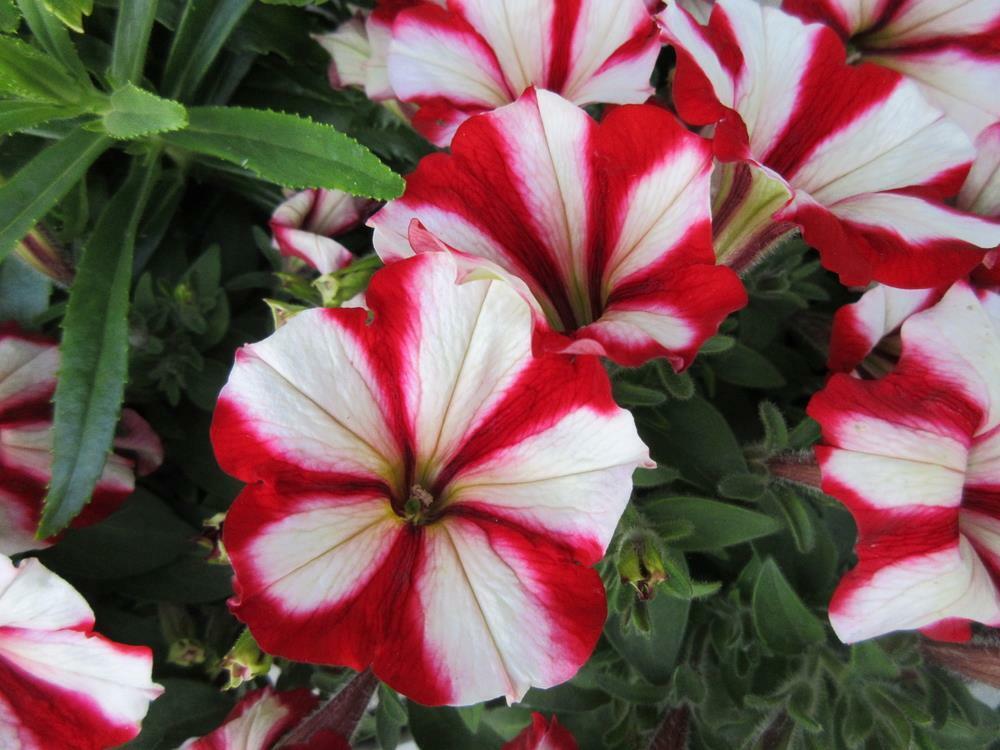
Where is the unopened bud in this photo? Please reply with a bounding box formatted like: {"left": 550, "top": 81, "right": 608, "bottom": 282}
{"left": 15, "top": 226, "right": 74, "bottom": 287}
{"left": 220, "top": 629, "right": 272, "bottom": 690}
{"left": 617, "top": 530, "right": 668, "bottom": 601}
{"left": 168, "top": 638, "right": 207, "bottom": 667}
{"left": 195, "top": 512, "right": 230, "bottom": 565}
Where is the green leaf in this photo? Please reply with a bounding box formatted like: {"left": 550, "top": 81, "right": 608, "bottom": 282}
{"left": 163, "top": 106, "right": 404, "bottom": 199}
{"left": 768, "top": 486, "right": 816, "bottom": 553}
{"left": 101, "top": 84, "right": 187, "bottom": 139}
{"left": 640, "top": 395, "right": 747, "bottom": 489}
{"left": 717, "top": 472, "right": 769, "bottom": 502}
{"left": 714, "top": 343, "right": 786, "bottom": 388}
{"left": 407, "top": 705, "right": 504, "bottom": 750}
{"left": 0, "top": 127, "right": 108, "bottom": 263}
{"left": 161, "top": 0, "right": 255, "bottom": 100}
{"left": 37, "top": 489, "right": 194, "bottom": 579}
{"left": 15, "top": 0, "right": 88, "bottom": 81}
{"left": 0, "top": 253, "right": 50, "bottom": 324}
{"left": 632, "top": 464, "right": 680, "bottom": 488}
{"left": 0, "top": 99, "right": 81, "bottom": 135}
{"left": 613, "top": 381, "right": 666, "bottom": 407}
{"left": 122, "top": 678, "right": 233, "bottom": 750}
{"left": 109, "top": 0, "right": 159, "bottom": 85}
{"left": 605, "top": 580, "right": 690, "bottom": 684}
{"left": 643, "top": 496, "right": 781, "bottom": 551}
{"left": 38, "top": 159, "right": 158, "bottom": 537}
{"left": 751, "top": 558, "right": 826, "bottom": 655}
{"left": 698, "top": 334, "right": 735, "bottom": 355}
{"left": 0, "top": 0, "right": 19, "bottom": 32}
{"left": 115, "top": 552, "right": 234, "bottom": 603}
{"left": 758, "top": 400, "right": 788, "bottom": 451}
{"left": 0, "top": 34, "right": 87, "bottom": 102}
{"left": 41, "top": 0, "right": 91, "bottom": 31}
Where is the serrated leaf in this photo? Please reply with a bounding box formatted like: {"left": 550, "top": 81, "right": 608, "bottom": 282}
{"left": 101, "top": 84, "right": 187, "bottom": 139}
{"left": 643, "top": 496, "right": 781, "bottom": 551}
{"left": 39, "top": 160, "right": 158, "bottom": 537}
{"left": 0, "top": 35, "right": 85, "bottom": 102}
{"left": 0, "top": 127, "right": 108, "bottom": 263}
{"left": 16, "top": 0, "right": 88, "bottom": 81}
{"left": 0, "top": 99, "right": 81, "bottom": 135}
{"left": 41, "top": 0, "right": 91, "bottom": 31}
{"left": 163, "top": 107, "right": 403, "bottom": 199}
{"left": 751, "top": 558, "right": 826, "bottom": 655}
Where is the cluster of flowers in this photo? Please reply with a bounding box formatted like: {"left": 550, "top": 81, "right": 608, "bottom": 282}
{"left": 0, "top": 0, "right": 997, "bottom": 747}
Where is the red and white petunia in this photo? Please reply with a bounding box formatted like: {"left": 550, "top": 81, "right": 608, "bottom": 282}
{"left": 270, "top": 189, "right": 375, "bottom": 275}
{"left": 212, "top": 252, "right": 652, "bottom": 706}
{"left": 0, "top": 553, "right": 162, "bottom": 748}
{"left": 962, "top": 122, "right": 1000, "bottom": 284}
{"left": 370, "top": 89, "right": 746, "bottom": 368}
{"left": 808, "top": 281, "right": 1000, "bottom": 643}
{"left": 783, "top": 0, "right": 1000, "bottom": 138}
{"left": 0, "top": 324, "right": 163, "bottom": 555}
{"left": 386, "top": 0, "right": 661, "bottom": 146}
{"left": 180, "top": 687, "right": 325, "bottom": 750}
{"left": 503, "top": 713, "right": 578, "bottom": 750}
{"left": 658, "top": 0, "right": 1000, "bottom": 288}
{"left": 315, "top": 1, "right": 440, "bottom": 102}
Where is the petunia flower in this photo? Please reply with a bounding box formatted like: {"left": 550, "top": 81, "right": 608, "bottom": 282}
{"left": 503, "top": 713, "right": 578, "bottom": 750}
{"left": 0, "top": 553, "right": 162, "bottom": 748}
{"left": 783, "top": 0, "right": 1000, "bottom": 138}
{"left": 212, "top": 252, "right": 652, "bottom": 706}
{"left": 0, "top": 324, "right": 163, "bottom": 555}
{"left": 386, "top": 0, "right": 661, "bottom": 146}
{"left": 658, "top": 0, "right": 1000, "bottom": 288}
{"left": 314, "top": 1, "right": 436, "bottom": 103}
{"left": 828, "top": 121, "right": 1000, "bottom": 373}
{"left": 370, "top": 89, "right": 747, "bottom": 368}
{"left": 180, "top": 687, "right": 324, "bottom": 750}
{"left": 269, "top": 189, "right": 375, "bottom": 275}
{"left": 808, "top": 281, "right": 1000, "bottom": 643}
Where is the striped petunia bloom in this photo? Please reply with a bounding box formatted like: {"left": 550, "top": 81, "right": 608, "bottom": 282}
{"left": 386, "top": 0, "right": 661, "bottom": 145}
{"left": 784, "top": 0, "right": 1000, "bottom": 138}
{"left": 658, "top": 0, "right": 1000, "bottom": 288}
{"left": 269, "top": 189, "right": 375, "bottom": 275}
{"left": 0, "top": 554, "right": 162, "bottom": 748}
{"left": 212, "top": 252, "right": 652, "bottom": 706}
{"left": 808, "top": 281, "right": 1000, "bottom": 643}
{"left": 0, "top": 324, "right": 162, "bottom": 555}
{"left": 370, "top": 89, "right": 746, "bottom": 369}
{"left": 180, "top": 687, "right": 325, "bottom": 750}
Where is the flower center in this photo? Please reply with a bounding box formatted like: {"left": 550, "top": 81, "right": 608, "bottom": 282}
{"left": 402, "top": 484, "right": 436, "bottom": 525}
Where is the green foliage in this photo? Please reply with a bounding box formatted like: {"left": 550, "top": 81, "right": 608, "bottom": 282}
{"left": 40, "top": 160, "right": 159, "bottom": 537}
{"left": 162, "top": 106, "right": 405, "bottom": 198}
{"left": 101, "top": 84, "right": 188, "bottom": 139}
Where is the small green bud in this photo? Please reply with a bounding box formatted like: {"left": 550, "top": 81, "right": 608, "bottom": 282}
{"left": 219, "top": 629, "right": 272, "bottom": 690}
{"left": 617, "top": 530, "right": 667, "bottom": 601}
{"left": 167, "top": 638, "right": 207, "bottom": 667}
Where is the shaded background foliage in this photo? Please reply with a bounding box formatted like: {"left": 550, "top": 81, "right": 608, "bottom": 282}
{"left": 0, "top": 1, "right": 997, "bottom": 748}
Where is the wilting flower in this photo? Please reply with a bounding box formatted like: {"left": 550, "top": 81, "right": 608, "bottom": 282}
{"left": 180, "top": 687, "right": 323, "bottom": 750}
{"left": 0, "top": 324, "right": 162, "bottom": 555}
{"left": 504, "top": 713, "right": 578, "bottom": 750}
{"left": 808, "top": 281, "right": 1000, "bottom": 643}
{"left": 212, "top": 252, "right": 651, "bottom": 705}
{"left": 370, "top": 89, "right": 746, "bottom": 368}
{"left": 784, "top": 0, "right": 1000, "bottom": 137}
{"left": 270, "top": 189, "right": 375, "bottom": 275}
{"left": 658, "top": 0, "right": 1000, "bottom": 287}
{"left": 386, "top": 0, "right": 660, "bottom": 145}
{"left": 0, "top": 553, "right": 162, "bottom": 748}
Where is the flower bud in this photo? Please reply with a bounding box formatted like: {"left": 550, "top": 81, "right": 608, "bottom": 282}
{"left": 167, "top": 638, "right": 207, "bottom": 667}
{"left": 617, "top": 530, "right": 668, "bottom": 601}
{"left": 15, "top": 226, "right": 74, "bottom": 287}
{"left": 195, "top": 512, "right": 230, "bottom": 565}
{"left": 220, "top": 629, "right": 272, "bottom": 690}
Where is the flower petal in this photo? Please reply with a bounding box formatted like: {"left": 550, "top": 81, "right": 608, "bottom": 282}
{"left": 180, "top": 687, "right": 318, "bottom": 750}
